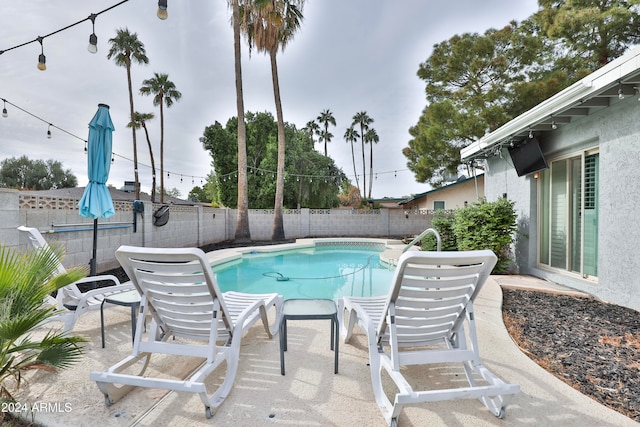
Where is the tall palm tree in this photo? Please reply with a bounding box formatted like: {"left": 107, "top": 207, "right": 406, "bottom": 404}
{"left": 139, "top": 72, "right": 182, "bottom": 204}
{"left": 352, "top": 111, "right": 373, "bottom": 200}
{"left": 127, "top": 112, "right": 156, "bottom": 202}
{"left": 107, "top": 28, "right": 148, "bottom": 200}
{"left": 0, "top": 244, "right": 86, "bottom": 400}
{"left": 364, "top": 127, "right": 379, "bottom": 200}
{"left": 242, "top": 0, "right": 305, "bottom": 241}
{"left": 304, "top": 119, "right": 319, "bottom": 145}
{"left": 229, "top": 0, "right": 251, "bottom": 241}
{"left": 343, "top": 126, "right": 360, "bottom": 194}
{"left": 317, "top": 109, "right": 336, "bottom": 156}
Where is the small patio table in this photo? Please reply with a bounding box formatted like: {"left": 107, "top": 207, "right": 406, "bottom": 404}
{"left": 100, "top": 289, "right": 141, "bottom": 348}
{"left": 279, "top": 298, "right": 339, "bottom": 375}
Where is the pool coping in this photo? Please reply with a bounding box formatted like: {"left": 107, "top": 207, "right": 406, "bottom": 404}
{"left": 204, "top": 237, "right": 412, "bottom": 268}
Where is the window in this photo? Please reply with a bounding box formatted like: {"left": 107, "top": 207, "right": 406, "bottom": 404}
{"left": 539, "top": 151, "right": 598, "bottom": 278}
{"left": 433, "top": 201, "right": 445, "bottom": 210}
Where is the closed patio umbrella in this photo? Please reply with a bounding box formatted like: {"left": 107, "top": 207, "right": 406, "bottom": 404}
{"left": 78, "top": 103, "right": 115, "bottom": 276}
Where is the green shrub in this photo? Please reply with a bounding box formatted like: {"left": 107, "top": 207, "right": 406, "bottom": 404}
{"left": 452, "top": 198, "right": 517, "bottom": 273}
{"left": 421, "top": 210, "right": 457, "bottom": 251}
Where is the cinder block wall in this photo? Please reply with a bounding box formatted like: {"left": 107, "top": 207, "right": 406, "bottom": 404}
{"left": 3, "top": 191, "right": 433, "bottom": 273}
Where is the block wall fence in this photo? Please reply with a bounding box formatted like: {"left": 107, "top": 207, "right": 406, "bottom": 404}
{"left": 0, "top": 189, "right": 434, "bottom": 273}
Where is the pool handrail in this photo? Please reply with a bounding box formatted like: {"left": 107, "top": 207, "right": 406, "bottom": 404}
{"left": 403, "top": 227, "right": 441, "bottom": 253}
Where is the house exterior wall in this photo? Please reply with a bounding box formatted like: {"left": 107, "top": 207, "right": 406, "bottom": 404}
{"left": 485, "top": 97, "right": 640, "bottom": 311}
{"left": 403, "top": 176, "right": 485, "bottom": 211}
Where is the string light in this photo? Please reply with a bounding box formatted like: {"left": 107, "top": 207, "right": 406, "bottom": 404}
{"left": 88, "top": 14, "right": 98, "bottom": 54}
{"left": 0, "top": 1, "right": 142, "bottom": 64}
{"left": 0, "top": 96, "right": 208, "bottom": 185}
{"left": 36, "top": 37, "right": 46, "bottom": 71}
{"left": 157, "top": 0, "right": 168, "bottom": 20}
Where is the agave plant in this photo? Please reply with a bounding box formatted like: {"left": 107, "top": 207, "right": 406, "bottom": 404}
{"left": 0, "top": 243, "right": 87, "bottom": 400}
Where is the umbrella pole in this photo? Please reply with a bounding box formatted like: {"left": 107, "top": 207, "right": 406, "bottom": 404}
{"left": 90, "top": 218, "right": 98, "bottom": 276}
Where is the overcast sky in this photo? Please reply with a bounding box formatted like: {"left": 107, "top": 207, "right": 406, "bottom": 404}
{"left": 0, "top": 0, "right": 539, "bottom": 200}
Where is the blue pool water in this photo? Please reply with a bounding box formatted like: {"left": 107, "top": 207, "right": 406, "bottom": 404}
{"left": 213, "top": 245, "right": 395, "bottom": 300}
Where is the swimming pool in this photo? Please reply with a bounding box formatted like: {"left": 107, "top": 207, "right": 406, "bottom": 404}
{"left": 211, "top": 240, "right": 400, "bottom": 300}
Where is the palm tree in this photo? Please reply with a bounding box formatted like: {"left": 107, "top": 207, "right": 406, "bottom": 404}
{"left": 229, "top": 0, "right": 251, "bottom": 241}
{"left": 317, "top": 109, "right": 336, "bottom": 156}
{"left": 127, "top": 112, "right": 156, "bottom": 202}
{"left": 107, "top": 28, "right": 148, "bottom": 200}
{"left": 241, "top": 0, "right": 305, "bottom": 241}
{"left": 344, "top": 125, "right": 360, "bottom": 194}
{"left": 352, "top": 111, "right": 373, "bottom": 200}
{"left": 139, "top": 73, "right": 182, "bottom": 204}
{"left": 0, "top": 244, "right": 86, "bottom": 400}
{"left": 304, "top": 119, "right": 319, "bottom": 145}
{"left": 364, "top": 127, "right": 379, "bottom": 200}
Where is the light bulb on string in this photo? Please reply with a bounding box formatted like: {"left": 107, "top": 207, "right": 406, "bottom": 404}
{"left": 47, "top": 124, "right": 52, "bottom": 139}
{"left": 2, "top": 99, "right": 7, "bottom": 118}
{"left": 157, "top": 0, "right": 168, "bottom": 20}
{"left": 37, "top": 36, "right": 46, "bottom": 71}
{"left": 88, "top": 14, "right": 98, "bottom": 54}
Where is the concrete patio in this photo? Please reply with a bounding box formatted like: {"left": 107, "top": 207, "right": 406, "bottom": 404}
{"left": 10, "top": 276, "right": 636, "bottom": 426}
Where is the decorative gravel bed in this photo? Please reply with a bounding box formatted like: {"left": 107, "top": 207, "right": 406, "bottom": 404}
{"left": 502, "top": 288, "right": 640, "bottom": 422}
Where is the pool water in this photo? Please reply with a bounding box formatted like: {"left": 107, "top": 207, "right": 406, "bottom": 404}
{"left": 213, "top": 245, "right": 395, "bottom": 300}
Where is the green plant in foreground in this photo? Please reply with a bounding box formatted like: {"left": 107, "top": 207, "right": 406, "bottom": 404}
{"left": 453, "top": 197, "right": 517, "bottom": 273}
{"left": 422, "top": 209, "right": 457, "bottom": 251}
{"left": 0, "top": 244, "right": 87, "bottom": 401}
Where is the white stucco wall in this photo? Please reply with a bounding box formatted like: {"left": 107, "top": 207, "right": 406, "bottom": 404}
{"left": 485, "top": 97, "right": 640, "bottom": 311}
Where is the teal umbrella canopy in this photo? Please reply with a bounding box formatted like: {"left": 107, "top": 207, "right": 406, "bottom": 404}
{"left": 78, "top": 104, "right": 115, "bottom": 219}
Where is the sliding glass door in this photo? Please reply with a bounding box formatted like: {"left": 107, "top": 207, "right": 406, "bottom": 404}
{"left": 539, "top": 151, "right": 599, "bottom": 279}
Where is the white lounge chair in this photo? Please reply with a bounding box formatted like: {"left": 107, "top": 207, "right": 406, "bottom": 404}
{"left": 18, "top": 225, "right": 134, "bottom": 333}
{"left": 338, "top": 250, "right": 520, "bottom": 426}
{"left": 91, "top": 246, "right": 283, "bottom": 418}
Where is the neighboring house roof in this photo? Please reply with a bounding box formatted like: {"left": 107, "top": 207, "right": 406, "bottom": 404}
{"left": 20, "top": 186, "right": 191, "bottom": 205}
{"left": 398, "top": 174, "right": 484, "bottom": 205}
{"left": 461, "top": 45, "right": 640, "bottom": 161}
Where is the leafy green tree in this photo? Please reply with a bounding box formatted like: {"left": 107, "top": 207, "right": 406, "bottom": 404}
{"left": 139, "top": 72, "right": 182, "bottom": 204}
{"left": 317, "top": 109, "right": 336, "bottom": 156}
{"left": 535, "top": 0, "right": 640, "bottom": 67}
{"left": 201, "top": 112, "right": 346, "bottom": 209}
{"left": 352, "top": 111, "right": 373, "bottom": 197}
{"left": 107, "top": 28, "right": 149, "bottom": 200}
{"left": 0, "top": 156, "right": 77, "bottom": 190}
{"left": 201, "top": 119, "right": 239, "bottom": 208}
{"left": 127, "top": 112, "right": 156, "bottom": 202}
{"left": 406, "top": 22, "right": 564, "bottom": 186}
{"left": 241, "top": 0, "right": 305, "bottom": 241}
{"left": 0, "top": 243, "right": 86, "bottom": 401}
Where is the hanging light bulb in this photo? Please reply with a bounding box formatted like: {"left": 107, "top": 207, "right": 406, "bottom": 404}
{"left": 36, "top": 37, "right": 46, "bottom": 71}
{"left": 2, "top": 99, "right": 7, "bottom": 118}
{"left": 551, "top": 119, "right": 557, "bottom": 130}
{"left": 47, "top": 124, "right": 52, "bottom": 139}
{"left": 88, "top": 14, "right": 98, "bottom": 54}
{"left": 157, "top": 0, "right": 168, "bottom": 20}
{"left": 618, "top": 83, "right": 625, "bottom": 100}
{"left": 528, "top": 129, "right": 534, "bottom": 139}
